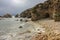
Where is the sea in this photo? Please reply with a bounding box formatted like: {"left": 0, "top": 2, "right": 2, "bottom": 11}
{"left": 0, "top": 18, "right": 35, "bottom": 40}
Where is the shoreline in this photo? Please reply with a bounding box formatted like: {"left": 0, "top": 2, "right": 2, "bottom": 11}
{"left": 0, "top": 18, "right": 60, "bottom": 40}
{"left": 31, "top": 19, "right": 60, "bottom": 40}
{"left": 0, "top": 18, "right": 45, "bottom": 40}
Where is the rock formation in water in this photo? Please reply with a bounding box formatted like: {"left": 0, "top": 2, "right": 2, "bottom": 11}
{"left": 15, "top": 14, "right": 20, "bottom": 18}
{"left": 3, "top": 13, "right": 12, "bottom": 18}
{"left": 0, "top": 16, "right": 2, "bottom": 17}
{"left": 20, "top": 0, "right": 60, "bottom": 21}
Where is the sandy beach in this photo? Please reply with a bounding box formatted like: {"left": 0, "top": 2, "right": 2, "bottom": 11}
{"left": 31, "top": 19, "right": 60, "bottom": 40}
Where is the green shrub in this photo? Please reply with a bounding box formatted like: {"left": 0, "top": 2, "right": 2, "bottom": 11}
{"left": 54, "top": 13, "right": 60, "bottom": 21}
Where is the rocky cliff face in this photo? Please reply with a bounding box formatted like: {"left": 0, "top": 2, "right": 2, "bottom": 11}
{"left": 20, "top": 0, "right": 60, "bottom": 21}
{"left": 20, "top": 9, "right": 31, "bottom": 18}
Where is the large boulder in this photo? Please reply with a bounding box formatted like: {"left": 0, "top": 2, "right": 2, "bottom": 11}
{"left": 15, "top": 14, "right": 20, "bottom": 18}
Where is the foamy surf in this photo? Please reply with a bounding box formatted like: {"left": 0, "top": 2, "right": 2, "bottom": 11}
{"left": 0, "top": 18, "right": 46, "bottom": 40}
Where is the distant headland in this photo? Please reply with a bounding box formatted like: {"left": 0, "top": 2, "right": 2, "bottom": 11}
{"left": 0, "top": 13, "right": 20, "bottom": 18}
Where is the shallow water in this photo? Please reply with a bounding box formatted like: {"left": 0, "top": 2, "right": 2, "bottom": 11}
{"left": 0, "top": 18, "right": 21, "bottom": 34}
{"left": 0, "top": 18, "right": 36, "bottom": 40}
{"left": 0, "top": 18, "right": 46, "bottom": 40}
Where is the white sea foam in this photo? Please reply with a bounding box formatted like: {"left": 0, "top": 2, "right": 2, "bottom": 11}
{"left": 0, "top": 18, "right": 45, "bottom": 40}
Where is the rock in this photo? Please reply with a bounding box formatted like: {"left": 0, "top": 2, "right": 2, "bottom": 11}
{"left": 19, "top": 26, "right": 23, "bottom": 28}
{"left": 15, "top": 14, "right": 20, "bottom": 18}
{"left": 20, "top": 0, "right": 60, "bottom": 21}
{"left": 25, "top": 20, "right": 28, "bottom": 22}
{"left": 20, "top": 9, "right": 31, "bottom": 18}
{"left": 20, "top": 19, "right": 23, "bottom": 21}
{"left": 3, "top": 13, "right": 12, "bottom": 18}
{"left": 26, "top": 30, "right": 31, "bottom": 33}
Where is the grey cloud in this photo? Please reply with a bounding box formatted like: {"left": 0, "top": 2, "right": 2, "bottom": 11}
{"left": 0, "top": 0, "right": 46, "bottom": 16}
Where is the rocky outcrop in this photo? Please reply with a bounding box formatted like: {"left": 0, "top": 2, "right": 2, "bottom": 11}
{"left": 15, "top": 14, "right": 20, "bottom": 18}
{"left": 20, "top": 9, "right": 31, "bottom": 18}
{"left": 3, "top": 13, "right": 12, "bottom": 18}
{"left": 0, "top": 16, "right": 2, "bottom": 17}
{"left": 20, "top": 0, "right": 60, "bottom": 21}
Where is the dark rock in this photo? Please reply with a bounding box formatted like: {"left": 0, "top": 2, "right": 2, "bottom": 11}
{"left": 15, "top": 14, "right": 20, "bottom": 18}
{"left": 20, "top": 19, "right": 23, "bottom": 21}
{"left": 19, "top": 26, "right": 23, "bottom": 28}
{"left": 20, "top": 8, "right": 32, "bottom": 18}
{"left": 25, "top": 20, "right": 28, "bottom": 22}
{"left": 3, "top": 13, "right": 12, "bottom": 18}
{"left": 20, "top": 0, "right": 60, "bottom": 21}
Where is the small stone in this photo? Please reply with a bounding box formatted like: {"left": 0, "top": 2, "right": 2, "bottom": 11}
{"left": 38, "top": 33, "right": 41, "bottom": 34}
{"left": 27, "top": 30, "right": 31, "bottom": 33}
{"left": 20, "top": 19, "right": 23, "bottom": 21}
{"left": 19, "top": 26, "right": 23, "bottom": 28}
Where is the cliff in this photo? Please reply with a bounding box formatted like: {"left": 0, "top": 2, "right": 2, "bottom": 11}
{"left": 20, "top": 0, "right": 60, "bottom": 21}
{"left": 20, "top": 8, "right": 32, "bottom": 18}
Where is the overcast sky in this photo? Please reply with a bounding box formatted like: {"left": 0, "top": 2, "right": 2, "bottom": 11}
{"left": 0, "top": 0, "right": 46, "bottom": 16}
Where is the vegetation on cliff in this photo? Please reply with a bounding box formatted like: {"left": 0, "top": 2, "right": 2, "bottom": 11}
{"left": 54, "top": 12, "right": 60, "bottom": 21}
